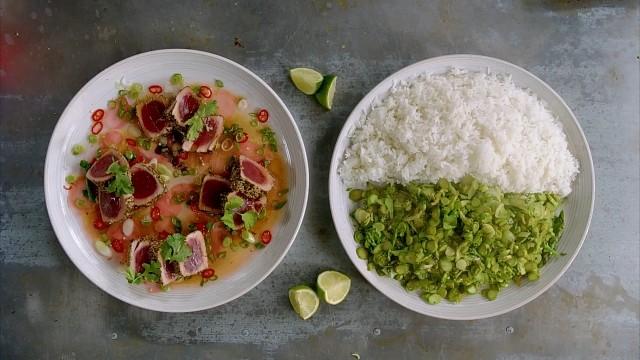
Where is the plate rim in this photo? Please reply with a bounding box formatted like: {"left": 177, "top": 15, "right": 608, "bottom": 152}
{"left": 328, "top": 54, "right": 595, "bottom": 320}
{"left": 44, "top": 49, "right": 309, "bottom": 312}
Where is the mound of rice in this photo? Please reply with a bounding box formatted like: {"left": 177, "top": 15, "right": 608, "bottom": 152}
{"left": 339, "top": 69, "right": 579, "bottom": 196}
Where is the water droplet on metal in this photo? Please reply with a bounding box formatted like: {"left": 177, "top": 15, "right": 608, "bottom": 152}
{"left": 505, "top": 326, "right": 514, "bottom": 334}
{"left": 111, "top": 332, "right": 118, "bottom": 340}
{"left": 373, "top": 328, "right": 381, "bottom": 336}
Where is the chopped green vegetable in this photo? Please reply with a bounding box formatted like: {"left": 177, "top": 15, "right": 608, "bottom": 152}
{"left": 241, "top": 230, "right": 257, "bottom": 244}
{"left": 123, "top": 149, "right": 135, "bottom": 161}
{"left": 222, "top": 236, "right": 233, "bottom": 248}
{"left": 125, "top": 268, "right": 142, "bottom": 284}
{"left": 223, "top": 123, "right": 244, "bottom": 139}
{"left": 259, "top": 127, "right": 278, "bottom": 152}
{"left": 105, "top": 162, "right": 133, "bottom": 196}
{"left": 65, "top": 175, "right": 76, "bottom": 184}
{"left": 107, "top": 100, "right": 117, "bottom": 109}
{"left": 349, "top": 176, "right": 565, "bottom": 303}
{"left": 87, "top": 134, "right": 98, "bottom": 144}
{"left": 170, "top": 73, "right": 184, "bottom": 87}
{"left": 215, "top": 79, "right": 224, "bottom": 88}
{"left": 171, "top": 216, "right": 182, "bottom": 233}
{"left": 128, "top": 83, "right": 143, "bottom": 99}
{"left": 160, "top": 233, "right": 192, "bottom": 263}
{"left": 71, "top": 144, "right": 85, "bottom": 156}
{"left": 186, "top": 101, "right": 218, "bottom": 141}
{"left": 274, "top": 200, "right": 287, "bottom": 210}
{"left": 137, "top": 137, "right": 152, "bottom": 150}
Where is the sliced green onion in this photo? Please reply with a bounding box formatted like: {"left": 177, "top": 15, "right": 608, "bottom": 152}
{"left": 170, "top": 73, "right": 184, "bottom": 87}
{"left": 65, "top": 175, "right": 77, "bottom": 184}
{"left": 71, "top": 144, "right": 85, "bottom": 156}
{"left": 215, "top": 79, "right": 224, "bottom": 88}
{"left": 87, "top": 134, "right": 98, "bottom": 144}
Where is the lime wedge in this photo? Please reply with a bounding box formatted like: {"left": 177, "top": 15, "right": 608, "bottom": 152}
{"left": 288, "top": 285, "right": 320, "bottom": 320}
{"left": 316, "top": 270, "right": 351, "bottom": 305}
{"left": 314, "top": 75, "right": 337, "bottom": 110}
{"left": 289, "top": 68, "right": 324, "bottom": 95}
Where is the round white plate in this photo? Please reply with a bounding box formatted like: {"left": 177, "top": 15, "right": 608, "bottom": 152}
{"left": 329, "top": 54, "right": 594, "bottom": 320}
{"left": 44, "top": 49, "right": 309, "bottom": 312}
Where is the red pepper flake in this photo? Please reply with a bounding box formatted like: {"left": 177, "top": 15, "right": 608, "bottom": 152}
{"left": 148, "top": 85, "right": 163, "bottom": 94}
{"left": 126, "top": 138, "right": 137, "bottom": 147}
{"left": 261, "top": 230, "right": 272, "bottom": 245}
{"left": 196, "top": 223, "right": 206, "bottom": 233}
{"left": 151, "top": 206, "right": 161, "bottom": 221}
{"left": 159, "top": 230, "right": 170, "bottom": 240}
{"left": 91, "top": 121, "right": 104, "bottom": 135}
{"left": 199, "top": 85, "right": 212, "bottom": 99}
{"left": 111, "top": 238, "right": 125, "bottom": 253}
{"left": 201, "top": 268, "right": 215, "bottom": 278}
{"left": 178, "top": 152, "right": 188, "bottom": 160}
{"left": 91, "top": 109, "right": 105, "bottom": 122}
{"left": 93, "top": 218, "right": 107, "bottom": 230}
{"left": 257, "top": 109, "right": 269, "bottom": 123}
{"left": 237, "top": 132, "right": 248, "bottom": 143}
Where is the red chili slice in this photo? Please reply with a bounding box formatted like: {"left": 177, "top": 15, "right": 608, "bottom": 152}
{"left": 126, "top": 138, "right": 137, "bottom": 147}
{"left": 93, "top": 218, "right": 107, "bottom": 230}
{"left": 111, "top": 238, "right": 125, "bottom": 253}
{"left": 201, "top": 268, "right": 215, "bottom": 278}
{"left": 257, "top": 109, "right": 269, "bottom": 123}
{"left": 151, "top": 206, "right": 161, "bottom": 221}
{"left": 92, "top": 109, "right": 105, "bottom": 122}
{"left": 199, "top": 85, "right": 212, "bottom": 99}
{"left": 159, "top": 230, "right": 169, "bottom": 240}
{"left": 236, "top": 132, "right": 248, "bottom": 143}
{"left": 261, "top": 230, "right": 272, "bottom": 245}
{"left": 91, "top": 121, "right": 104, "bottom": 135}
{"left": 148, "top": 85, "right": 163, "bottom": 94}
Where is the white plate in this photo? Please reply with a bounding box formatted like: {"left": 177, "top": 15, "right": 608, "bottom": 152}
{"left": 329, "top": 54, "right": 594, "bottom": 320}
{"left": 44, "top": 49, "right": 309, "bottom": 312}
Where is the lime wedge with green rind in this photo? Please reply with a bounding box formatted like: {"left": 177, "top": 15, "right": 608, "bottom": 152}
{"left": 288, "top": 285, "right": 320, "bottom": 320}
{"left": 289, "top": 67, "right": 324, "bottom": 95}
{"left": 316, "top": 270, "right": 351, "bottom": 305}
{"left": 314, "top": 74, "right": 337, "bottom": 110}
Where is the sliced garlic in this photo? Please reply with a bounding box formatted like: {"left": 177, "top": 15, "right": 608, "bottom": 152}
{"left": 122, "top": 218, "right": 134, "bottom": 237}
{"left": 95, "top": 240, "right": 112, "bottom": 258}
{"left": 237, "top": 98, "right": 248, "bottom": 110}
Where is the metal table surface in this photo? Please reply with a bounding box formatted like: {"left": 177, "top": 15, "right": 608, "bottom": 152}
{"left": 1, "top": 1, "right": 638, "bottom": 359}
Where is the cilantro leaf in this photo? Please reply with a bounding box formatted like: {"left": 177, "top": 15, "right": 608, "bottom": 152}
{"left": 221, "top": 195, "right": 244, "bottom": 229}
{"left": 260, "top": 127, "right": 278, "bottom": 152}
{"left": 241, "top": 210, "right": 258, "bottom": 230}
{"left": 125, "top": 268, "right": 142, "bottom": 284}
{"left": 160, "top": 233, "right": 192, "bottom": 262}
{"left": 106, "top": 162, "right": 133, "bottom": 196}
{"left": 141, "top": 261, "right": 161, "bottom": 282}
{"left": 186, "top": 101, "right": 218, "bottom": 141}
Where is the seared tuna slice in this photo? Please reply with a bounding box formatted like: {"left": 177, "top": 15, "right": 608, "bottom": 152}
{"left": 198, "top": 174, "right": 231, "bottom": 213}
{"left": 131, "top": 163, "right": 165, "bottom": 207}
{"left": 178, "top": 231, "right": 209, "bottom": 277}
{"left": 86, "top": 149, "right": 128, "bottom": 183}
{"left": 225, "top": 191, "right": 267, "bottom": 230}
{"left": 158, "top": 250, "right": 180, "bottom": 286}
{"left": 129, "top": 239, "right": 152, "bottom": 274}
{"left": 169, "top": 87, "right": 200, "bottom": 126}
{"left": 229, "top": 156, "right": 274, "bottom": 199}
{"left": 182, "top": 115, "right": 224, "bottom": 152}
{"left": 136, "top": 95, "right": 170, "bottom": 138}
{"left": 97, "top": 188, "right": 132, "bottom": 224}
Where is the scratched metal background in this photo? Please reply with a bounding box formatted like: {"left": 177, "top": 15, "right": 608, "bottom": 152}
{"left": 0, "top": 0, "right": 638, "bottom": 359}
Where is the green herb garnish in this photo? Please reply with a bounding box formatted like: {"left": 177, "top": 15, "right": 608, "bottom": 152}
{"left": 241, "top": 210, "right": 258, "bottom": 230}
{"left": 260, "top": 127, "right": 278, "bottom": 152}
{"left": 140, "top": 261, "right": 161, "bottom": 282}
{"left": 221, "top": 195, "right": 244, "bottom": 229}
{"left": 160, "top": 233, "right": 192, "bottom": 263}
{"left": 185, "top": 101, "right": 218, "bottom": 141}
{"left": 105, "top": 162, "right": 133, "bottom": 196}
{"left": 125, "top": 268, "right": 143, "bottom": 284}
{"left": 223, "top": 123, "right": 244, "bottom": 139}
{"left": 71, "top": 144, "right": 85, "bottom": 156}
{"left": 215, "top": 79, "right": 224, "bottom": 88}
{"left": 171, "top": 216, "right": 182, "bottom": 233}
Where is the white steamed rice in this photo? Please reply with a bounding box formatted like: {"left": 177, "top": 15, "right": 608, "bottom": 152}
{"left": 339, "top": 69, "right": 579, "bottom": 196}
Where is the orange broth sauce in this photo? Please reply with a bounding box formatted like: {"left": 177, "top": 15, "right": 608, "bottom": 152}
{"left": 68, "top": 85, "right": 288, "bottom": 288}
